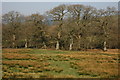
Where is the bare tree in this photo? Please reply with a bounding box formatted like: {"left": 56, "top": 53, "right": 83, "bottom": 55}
{"left": 48, "top": 4, "right": 67, "bottom": 50}
{"left": 97, "top": 7, "right": 117, "bottom": 51}
{"left": 2, "top": 11, "right": 23, "bottom": 48}
{"left": 26, "top": 14, "right": 47, "bottom": 48}
{"left": 67, "top": 4, "right": 85, "bottom": 50}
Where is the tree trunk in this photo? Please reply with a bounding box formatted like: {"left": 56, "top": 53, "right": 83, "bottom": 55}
{"left": 12, "top": 34, "right": 16, "bottom": 48}
{"left": 69, "top": 37, "right": 73, "bottom": 50}
{"left": 89, "top": 37, "right": 92, "bottom": 49}
{"left": 56, "top": 32, "right": 61, "bottom": 50}
{"left": 25, "top": 39, "right": 28, "bottom": 48}
{"left": 56, "top": 40, "right": 59, "bottom": 50}
{"left": 102, "top": 24, "right": 107, "bottom": 51}
{"left": 103, "top": 41, "right": 107, "bottom": 51}
{"left": 78, "top": 35, "right": 81, "bottom": 50}
{"left": 43, "top": 42, "right": 47, "bottom": 49}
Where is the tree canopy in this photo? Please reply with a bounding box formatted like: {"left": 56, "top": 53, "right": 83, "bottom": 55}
{"left": 2, "top": 4, "right": 118, "bottom": 51}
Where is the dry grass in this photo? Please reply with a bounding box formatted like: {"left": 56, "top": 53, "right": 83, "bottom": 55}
{"left": 3, "top": 53, "right": 38, "bottom": 60}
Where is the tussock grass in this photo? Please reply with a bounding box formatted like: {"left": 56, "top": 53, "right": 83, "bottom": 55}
{"left": 2, "top": 49, "right": 119, "bottom": 78}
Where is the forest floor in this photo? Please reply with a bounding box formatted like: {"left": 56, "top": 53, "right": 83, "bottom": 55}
{"left": 2, "top": 49, "right": 119, "bottom": 78}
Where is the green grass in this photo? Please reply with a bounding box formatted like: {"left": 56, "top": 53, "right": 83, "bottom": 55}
{"left": 28, "top": 49, "right": 71, "bottom": 54}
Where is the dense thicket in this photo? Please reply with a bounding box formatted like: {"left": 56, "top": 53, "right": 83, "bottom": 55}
{"left": 2, "top": 4, "right": 118, "bottom": 51}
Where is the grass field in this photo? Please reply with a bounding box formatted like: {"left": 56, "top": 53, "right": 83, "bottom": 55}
{"left": 2, "top": 49, "right": 119, "bottom": 78}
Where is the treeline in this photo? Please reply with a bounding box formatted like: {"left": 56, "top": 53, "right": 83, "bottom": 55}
{"left": 2, "top": 4, "right": 118, "bottom": 51}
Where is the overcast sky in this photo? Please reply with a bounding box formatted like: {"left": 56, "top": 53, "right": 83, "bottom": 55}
{"left": 2, "top": 2, "right": 118, "bottom": 15}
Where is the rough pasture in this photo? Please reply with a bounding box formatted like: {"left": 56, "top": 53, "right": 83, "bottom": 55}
{"left": 2, "top": 49, "right": 119, "bottom": 78}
